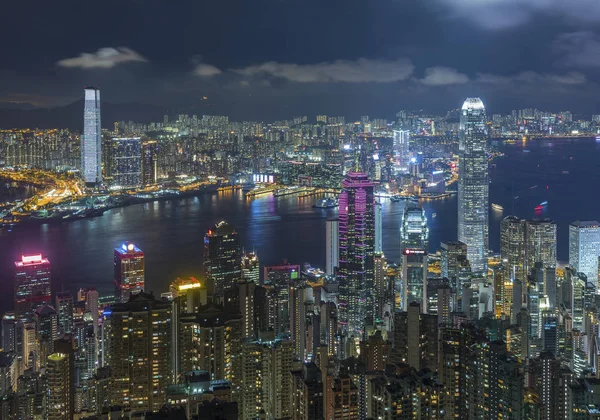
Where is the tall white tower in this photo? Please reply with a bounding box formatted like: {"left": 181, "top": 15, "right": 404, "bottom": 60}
{"left": 82, "top": 87, "right": 102, "bottom": 185}
{"left": 458, "top": 97, "right": 488, "bottom": 274}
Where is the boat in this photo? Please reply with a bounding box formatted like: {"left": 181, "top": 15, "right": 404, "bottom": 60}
{"left": 596, "top": 135, "right": 600, "bottom": 142}
{"left": 432, "top": 213, "right": 437, "bottom": 218}
{"left": 390, "top": 195, "right": 402, "bottom": 203}
{"left": 540, "top": 201, "right": 548, "bottom": 206}
{"left": 313, "top": 198, "right": 338, "bottom": 209}
{"left": 491, "top": 203, "right": 503, "bottom": 211}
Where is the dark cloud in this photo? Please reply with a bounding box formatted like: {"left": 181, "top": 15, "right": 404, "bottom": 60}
{"left": 419, "top": 67, "right": 469, "bottom": 86}
{"left": 554, "top": 32, "right": 600, "bottom": 68}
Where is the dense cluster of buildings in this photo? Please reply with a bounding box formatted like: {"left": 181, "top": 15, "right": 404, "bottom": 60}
{"left": 3, "top": 94, "right": 600, "bottom": 419}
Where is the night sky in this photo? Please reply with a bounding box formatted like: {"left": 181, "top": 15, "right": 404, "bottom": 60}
{"left": 3, "top": 0, "right": 600, "bottom": 119}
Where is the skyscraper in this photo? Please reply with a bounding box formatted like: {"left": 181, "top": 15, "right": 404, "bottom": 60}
{"left": 458, "top": 97, "right": 488, "bottom": 274}
{"left": 338, "top": 172, "right": 375, "bottom": 336}
{"left": 14, "top": 254, "right": 51, "bottom": 322}
{"left": 113, "top": 242, "right": 145, "bottom": 303}
{"left": 204, "top": 221, "right": 242, "bottom": 300}
{"left": 440, "top": 241, "right": 468, "bottom": 289}
{"left": 525, "top": 219, "right": 557, "bottom": 276}
{"left": 569, "top": 221, "right": 600, "bottom": 287}
{"left": 111, "top": 137, "right": 142, "bottom": 188}
{"left": 325, "top": 218, "right": 339, "bottom": 276}
{"left": 46, "top": 352, "right": 75, "bottom": 420}
{"left": 401, "top": 206, "right": 429, "bottom": 310}
{"left": 400, "top": 205, "right": 428, "bottom": 251}
{"left": 375, "top": 202, "right": 383, "bottom": 253}
{"left": 105, "top": 292, "right": 172, "bottom": 412}
{"left": 392, "top": 129, "right": 409, "bottom": 171}
{"left": 82, "top": 86, "right": 102, "bottom": 186}
{"left": 141, "top": 139, "right": 158, "bottom": 186}
{"left": 501, "top": 216, "right": 526, "bottom": 282}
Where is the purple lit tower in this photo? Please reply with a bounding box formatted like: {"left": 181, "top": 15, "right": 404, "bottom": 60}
{"left": 338, "top": 172, "right": 376, "bottom": 337}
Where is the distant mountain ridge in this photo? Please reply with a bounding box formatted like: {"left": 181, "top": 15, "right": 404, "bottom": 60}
{"left": 0, "top": 100, "right": 167, "bottom": 130}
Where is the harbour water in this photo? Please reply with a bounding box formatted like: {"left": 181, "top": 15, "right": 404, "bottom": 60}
{"left": 0, "top": 137, "right": 599, "bottom": 313}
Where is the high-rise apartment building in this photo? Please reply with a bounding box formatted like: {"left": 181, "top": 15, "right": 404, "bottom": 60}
{"left": 110, "top": 137, "right": 142, "bottom": 188}
{"left": 113, "top": 242, "right": 145, "bottom": 303}
{"left": 204, "top": 221, "right": 242, "bottom": 300}
{"left": 458, "top": 97, "right": 488, "bottom": 273}
{"left": 55, "top": 292, "right": 74, "bottom": 335}
{"left": 46, "top": 352, "right": 75, "bottom": 420}
{"left": 569, "top": 221, "right": 600, "bottom": 287}
{"left": 14, "top": 254, "right": 51, "bottom": 322}
{"left": 105, "top": 292, "right": 172, "bottom": 412}
{"left": 82, "top": 87, "right": 102, "bottom": 186}
{"left": 325, "top": 218, "right": 339, "bottom": 276}
{"left": 338, "top": 172, "right": 375, "bottom": 336}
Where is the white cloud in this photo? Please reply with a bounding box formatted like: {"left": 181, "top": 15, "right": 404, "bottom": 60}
{"left": 193, "top": 64, "right": 222, "bottom": 77}
{"left": 419, "top": 67, "right": 469, "bottom": 85}
{"left": 554, "top": 32, "right": 600, "bottom": 67}
{"left": 438, "top": 0, "right": 600, "bottom": 30}
{"left": 232, "top": 58, "right": 415, "bottom": 83}
{"left": 56, "top": 47, "right": 147, "bottom": 69}
{"left": 476, "top": 71, "right": 586, "bottom": 85}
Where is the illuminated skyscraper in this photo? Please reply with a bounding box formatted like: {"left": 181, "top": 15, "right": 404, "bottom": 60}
{"left": 141, "top": 139, "right": 158, "bottom": 185}
{"left": 113, "top": 242, "right": 145, "bottom": 303}
{"left": 46, "top": 352, "right": 74, "bottom": 420}
{"left": 204, "top": 221, "right": 242, "bottom": 300}
{"left": 392, "top": 129, "right": 409, "bottom": 171}
{"left": 111, "top": 137, "right": 142, "bottom": 188}
{"left": 105, "top": 292, "right": 172, "bottom": 412}
{"left": 569, "top": 220, "right": 600, "bottom": 287}
{"left": 241, "top": 252, "right": 260, "bottom": 283}
{"left": 325, "top": 218, "right": 339, "bottom": 276}
{"left": 458, "top": 97, "right": 488, "bottom": 274}
{"left": 375, "top": 201, "right": 383, "bottom": 253}
{"left": 400, "top": 205, "right": 428, "bottom": 251}
{"left": 14, "top": 254, "right": 52, "bottom": 322}
{"left": 501, "top": 216, "right": 526, "bottom": 282}
{"left": 525, "top": 219, "right": 557, "bottom": 276}
{"left": 82, "top": 86, "right": 102, "bottom": 186}
{"left": 338, "top": 172, "right": 375, "bottom": 336}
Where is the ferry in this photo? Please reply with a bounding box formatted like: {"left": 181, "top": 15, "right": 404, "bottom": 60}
{"left": 596, "top": 135, "right": 600, "bottom": 142}
{"left": 491, "top": 203, "right": 503, "bottom": 211}
{"left": 313, "top": 198, "right": 338, "bottom": 209}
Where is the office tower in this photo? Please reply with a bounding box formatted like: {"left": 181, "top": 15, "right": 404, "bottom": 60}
{"left": 327, "top": 375, "right": 359, "bottom": 419}
{"left": 34, "top": 305, "right": 58, "bottom": 364}
{"left": 569, "top": 221, "right": 600, "bottom": 287}
{"left": 437, "top": 283, "right": 452, "bottom": 325}
{"left": 375, "top": 202, "right": 382, "bottom": 253}
{"left": 338, "top": 172, "right": 376, "bottom": 336}
{"left": 325, "top": 218, "right": 339, "bottom": 276}
{"left": 46, "top": 352, "right": 74, "bottom": 419}
{"left": 238, "top": 281, "right": 256, "bottom": 339}
{"left": 141, "top": 139, "right": 158, "bottom": 185}
{"left": 402, "top": 249, "right": 428, "bottom": 311}
{"left": 525, "top": 219, "right": 557, "bottom": 276}
{"left": 0, "top": 352, "right": 17, "bottom": 397}
{"left": 204, "top": 221, "right": 242, "bottom": 300}
{"left": 55, "top": 292, "right": 74, "bottom": 335}
{"left": 501, "top": 216, "right": 526, "bottom": 282}
{"left": 392, "top": 129, "right": 409, "bottom": 171}
{"left": 440, "top": 241, "right": 469, "bottom": 288}
{"left": 542, "top": 312, "right": 558, "bottom": 356}
{"left": 14, "top": 254, "right": 51, "bottom": 322}
{"left": 113, "top": 242, "right": 145, "bottom": 303}
{"left": 241, "top": 252, "right": 259, "bottom": 283}
{"left": 106, "top": 292, "right": 172, "bottom": 412}
{"left": 373, "top": 253, "right": 390, "bottom": 320}
{"left": 457, "top": 97, "right": 488, "bottom": 274}
{"left": 394, "top": 302, "right": 438, "bottom": 371}
{"left": 178, "top": 305, "right": 242, "bottom": 382}
{"left": 291, "top": 363, "right": 324, "bottom": 420}
{"left": 170, "top": 277, "right": 208, "bottom": 314}
{"left": 110, "top": 137, "right": 142, "bottom": 188}
{"left": 82, "top": 86, "right": 102, "bottom": 186}
{"left": 400, "top": 205, "right": 428, "bottom": 251}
